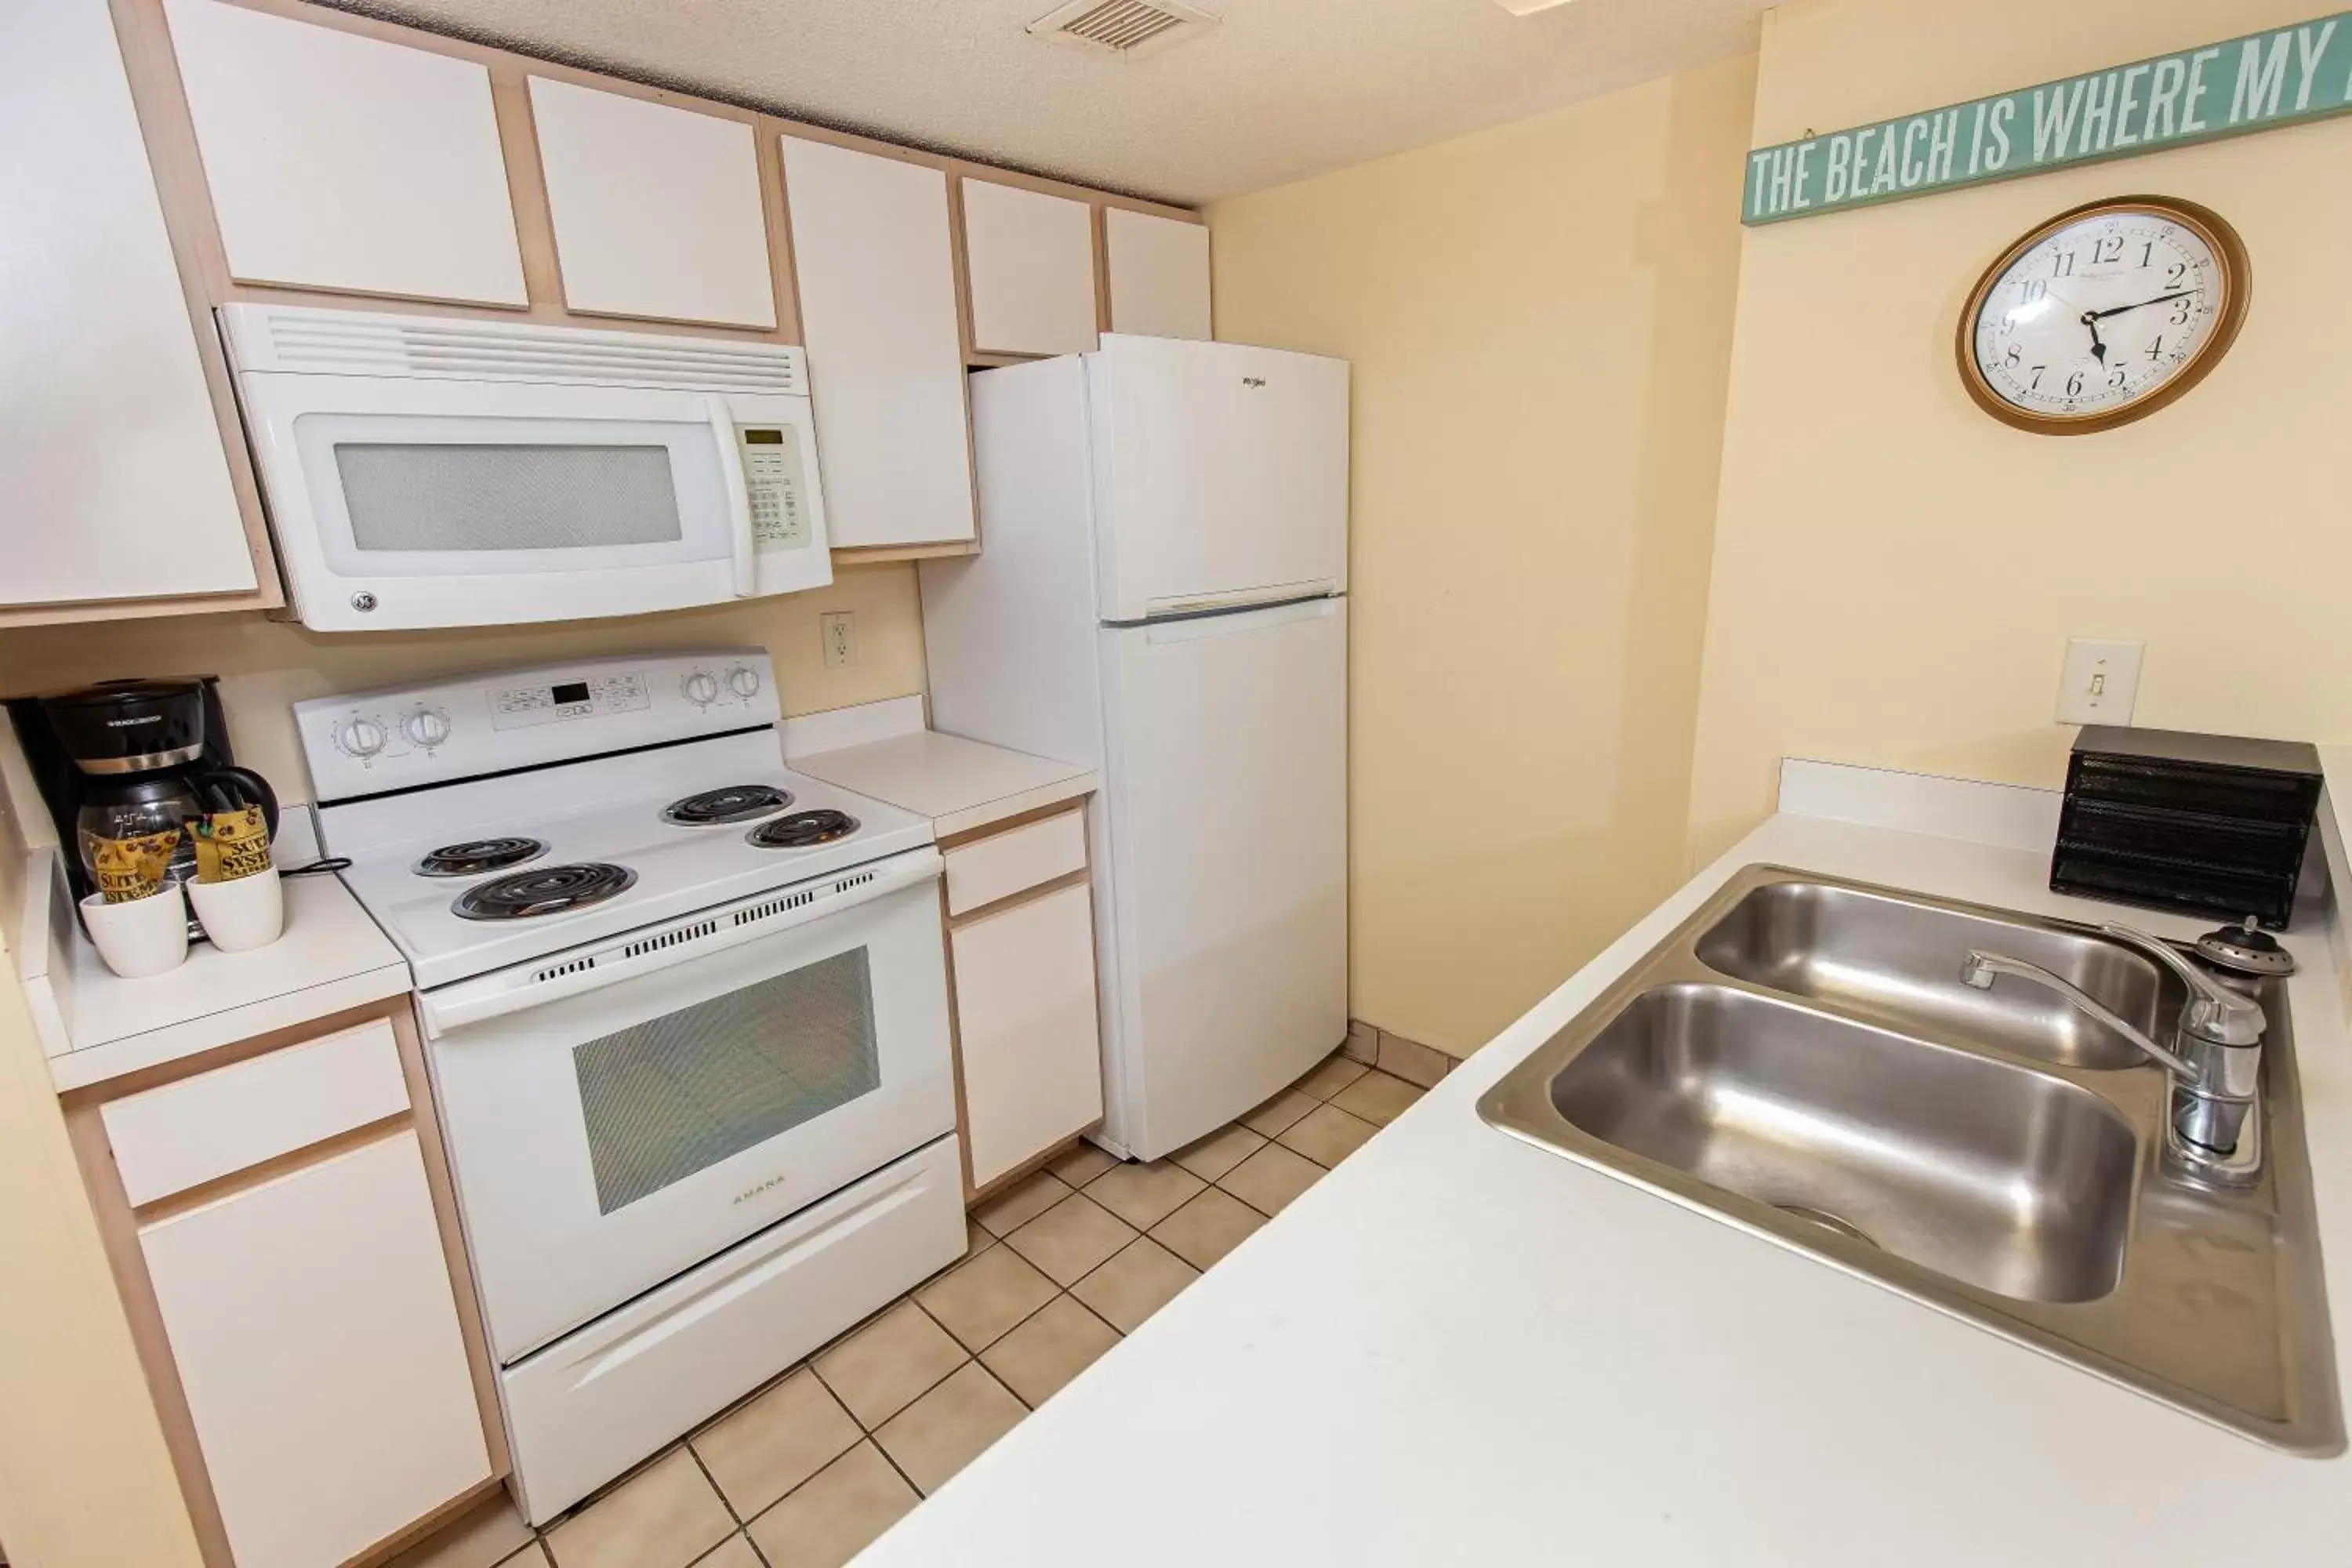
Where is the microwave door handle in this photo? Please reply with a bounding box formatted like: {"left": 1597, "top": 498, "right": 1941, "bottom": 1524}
{"left": 705, "top": 394, "right": 757, "bottom": 597}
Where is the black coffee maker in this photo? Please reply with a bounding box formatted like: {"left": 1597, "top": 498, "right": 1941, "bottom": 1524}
{"left": 8, "top": 678, "right": 278, "bottom": 914}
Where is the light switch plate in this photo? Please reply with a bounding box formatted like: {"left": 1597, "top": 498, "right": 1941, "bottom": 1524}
{"left": 2056, "top": 637, "right": 2142, "bottom": 726}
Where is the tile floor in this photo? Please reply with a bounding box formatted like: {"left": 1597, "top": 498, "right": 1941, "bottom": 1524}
{"left": 394, "top": 1049, "right": 1435, "bottom": 1568}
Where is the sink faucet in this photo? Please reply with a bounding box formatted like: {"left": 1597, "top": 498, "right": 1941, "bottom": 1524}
{"left": 1961, "top": 923, "right": 2267, "bottom": 1183}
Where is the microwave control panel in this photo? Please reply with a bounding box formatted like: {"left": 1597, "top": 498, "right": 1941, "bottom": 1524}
{"left": 293, "top": 651, "right": 784, "bottom": 803}
{"left": 741, "top": 427, "right": 810, "bottom": 552}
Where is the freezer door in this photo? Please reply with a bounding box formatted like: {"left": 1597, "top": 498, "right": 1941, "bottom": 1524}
{"left": 1090, "top": 336, "right": 1348, "bottom": 623}
{"left": 1095, "top": 596, "right": 1347, "bottom": 1158}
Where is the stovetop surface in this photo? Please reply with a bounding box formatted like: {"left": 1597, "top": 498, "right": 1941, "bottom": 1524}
{"left": 319, "top": 730, "right": 934, "bottom": 989}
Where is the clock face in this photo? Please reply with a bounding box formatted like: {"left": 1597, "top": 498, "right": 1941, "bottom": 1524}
{"left": 1964, "top": 200, "right": 2245, "bottom": 433}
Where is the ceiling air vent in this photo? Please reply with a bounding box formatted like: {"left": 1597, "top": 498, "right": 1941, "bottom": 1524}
{"left": 1028, "top": 0, "right": 1220, "bottom": 56}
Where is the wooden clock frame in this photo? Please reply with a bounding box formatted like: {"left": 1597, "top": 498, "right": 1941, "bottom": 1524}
{"left": 1957, "top": 195, "right": 2251, "bottom": 437}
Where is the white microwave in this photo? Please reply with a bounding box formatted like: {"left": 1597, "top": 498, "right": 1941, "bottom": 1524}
{"left": 221, "top": 304, "right": 833, "bottom": 631}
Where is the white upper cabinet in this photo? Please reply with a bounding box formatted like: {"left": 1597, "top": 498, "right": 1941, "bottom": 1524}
{"left": 528, "top": 78, "right": 776, "bottom": 328}
{"left": 2, "top": 0, "right": 253, "bottom": 607}
{"left": 782, "top": 137, "right": 975, "bottom": 547}
{"left": 163, "top": 0, "right": 526, "bottom": 305}
{"left": 960, "top": 179, "right": 1098, "bottom": 358}
{"left": 1104, "top": 209, "right": 1212, "bottom": 340}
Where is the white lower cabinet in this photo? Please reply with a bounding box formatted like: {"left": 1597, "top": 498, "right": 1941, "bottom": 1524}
{"left": 952, "top": 880, "right": 1105, "bottom": 1188}
{"left": 137, "top": 1131, "right": 491, "bottom": 1568}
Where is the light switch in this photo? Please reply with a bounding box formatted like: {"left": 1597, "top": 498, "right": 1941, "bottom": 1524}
{"left": 2056, "top": 638, "right": 2142, "bottom": 726}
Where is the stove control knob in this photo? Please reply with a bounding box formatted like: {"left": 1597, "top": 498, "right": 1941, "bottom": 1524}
{"left": 681, "top": 670, "right": 720, "bottom": 706}
{"left": 402, "top": 708, "right": 452, "bottom": 748}
{"left": 336, "top": 717, "right": 388, "bottom": 759}
{"left": 726, "top": 666, "right": 761, "bottom": 699}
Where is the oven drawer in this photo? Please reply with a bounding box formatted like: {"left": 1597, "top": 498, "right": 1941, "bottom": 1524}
{"left": 943, "top": 808, "right": 1087, "bottom": 916}
{"left": 499, "top": 1134, "right": 964, "bottom": 1523}
{"left": 102, "top": 1019, "right": 410, "bottom": 1207}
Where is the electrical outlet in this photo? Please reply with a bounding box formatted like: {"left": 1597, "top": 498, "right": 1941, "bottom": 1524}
{"left": 820, "top": 611, "right": 858, "bottom": 670}
{"left": 2056, "top": 637, "right": 2142, "bottom": 726}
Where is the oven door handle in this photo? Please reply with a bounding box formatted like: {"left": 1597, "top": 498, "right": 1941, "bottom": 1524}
{"left": 419, "top": 848, "right": 942, "bottom": 1036}
{"left": 706, "top": 394, "right": 757, "bottom": 597}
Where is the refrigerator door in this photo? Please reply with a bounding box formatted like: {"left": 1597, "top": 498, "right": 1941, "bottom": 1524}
{"left": 1094, "top": 595, "right": 1348, "bottom": 1158}
{"left": 1089, "top": 336, "right": 1348, "bottom": 623}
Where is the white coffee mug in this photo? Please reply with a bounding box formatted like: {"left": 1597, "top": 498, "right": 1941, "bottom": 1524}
{"left": 188, "top": 867, "right": 285, "bottom": 953}
{"left": 82, "top": 885, "right": 190, "bottom": 978}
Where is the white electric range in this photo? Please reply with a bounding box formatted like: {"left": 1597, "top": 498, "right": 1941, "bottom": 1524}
{"left": 296, "top": 651, "right": 964, "bottom": 1523}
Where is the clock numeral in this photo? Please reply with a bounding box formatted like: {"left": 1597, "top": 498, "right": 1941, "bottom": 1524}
{"left": 2029, "top": 366, "right": 2047, "bottom": 391}
{"left": 2170, "top": 298, "right": 2193, "bottom": 326}
{"left": 2004, "top": 343, "right": 2023, "bottom": 368}
{"left": 2165, "top": 261, "right": 2187, "bottom": 286}
{"left": 2108, "top": 368, "right": 2129, "bottom": 388}
{"left": 2066, "top": 370, "right": 2085, "bottom": 396}
{"left": 2143, "top": 335, "right": 2165, "bottom": 361}
{"left": 2053, "top": 250, "right": 2078, "bottom": 278}
{"left": 2018, "top": 278, "right": 2049, "bottom": 307}
{"left": 2139, "top": 241, "right": 2154, "bottom": 267}
{"left": 2092, "top": 236, "right": 2125, "bottom": 264}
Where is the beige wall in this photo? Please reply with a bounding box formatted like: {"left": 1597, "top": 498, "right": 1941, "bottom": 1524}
{"left": 1209, "top": 55, "right": 1757, "bottom": 1054}
{"left": 1688, "top": 0, "right": 2352, "bottom": 862}
{"left": 0, "top": 566, "right": 927, "bottom": 818}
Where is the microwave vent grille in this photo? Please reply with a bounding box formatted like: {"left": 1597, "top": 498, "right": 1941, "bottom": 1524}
{"left": 226, "top": 305, "right": 809, "bottom": 394}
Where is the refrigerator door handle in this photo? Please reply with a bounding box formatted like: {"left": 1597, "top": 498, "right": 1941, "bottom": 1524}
{"left": 1138, "top": 594, "right": 1340, "bottom": 642}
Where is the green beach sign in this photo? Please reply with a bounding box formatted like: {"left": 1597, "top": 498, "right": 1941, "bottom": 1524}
{"left": 1743, "top": 12, "right": 2352, "bottom": 224}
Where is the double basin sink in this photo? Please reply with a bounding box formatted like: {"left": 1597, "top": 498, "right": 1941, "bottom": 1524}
{"left": 1479, "top": 866, "right": 2340, "bottom": 1452}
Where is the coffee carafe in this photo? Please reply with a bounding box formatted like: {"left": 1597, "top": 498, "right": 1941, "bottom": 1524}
{"left": 10, "top": 679, "right": 278, "bottom": 913}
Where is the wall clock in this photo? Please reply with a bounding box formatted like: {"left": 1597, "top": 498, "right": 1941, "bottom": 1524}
{"left": 1958, "top": 196, "right": 2249, "bottom": 435}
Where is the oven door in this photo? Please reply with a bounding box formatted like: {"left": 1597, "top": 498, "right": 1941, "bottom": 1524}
{"left": 234, "top": 370, "right": 831, "bottom": 631}
{"left": 419, "top": 858, "right": 953, "bottom": 1363}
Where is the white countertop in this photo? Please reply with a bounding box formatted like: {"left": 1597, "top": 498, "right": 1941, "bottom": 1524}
{"left": 789, "top": 714, "right": 1095, "bottom": 840}
{"left": 857, "top": 779, "right": 2352, "bottom": 1564}
{"left": 17, "top": 811, "right": 409, "bottom": 1092}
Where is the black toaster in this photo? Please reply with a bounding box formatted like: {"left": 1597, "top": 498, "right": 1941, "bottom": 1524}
{"left": 2050, "top": 727, "right": 2322, "bottom": 929}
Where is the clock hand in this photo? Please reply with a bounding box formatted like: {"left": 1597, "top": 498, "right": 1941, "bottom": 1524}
{"left": 2085, "top": 289, "right": 2199, "bottom": 322}
{"left": 2079, "top": 310, "right": 2109, "bottom": 365}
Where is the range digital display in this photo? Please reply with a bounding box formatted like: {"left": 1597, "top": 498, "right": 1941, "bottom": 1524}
{"left": 550, "top": 681, "right": 592, "bottom": 706}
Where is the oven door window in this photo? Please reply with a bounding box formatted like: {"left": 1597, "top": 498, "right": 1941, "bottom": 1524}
{"left": 572, "top": 948, "right": 880, "bottom": 1214}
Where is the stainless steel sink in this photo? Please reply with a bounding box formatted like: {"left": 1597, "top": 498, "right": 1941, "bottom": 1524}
{"left": 1554, "top": 985, "right": 2139, "bottom": 1304}
{"left": 1482, "top": 866, "right": 2341, "bottom": 1453}
{"left": 1693, "top": 878, "right": 2165, "bottom": 1069}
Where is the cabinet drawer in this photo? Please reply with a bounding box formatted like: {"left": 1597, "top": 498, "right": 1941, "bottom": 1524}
{"left": 102, "top": 1018, "right": 410, "bottom": 1207}
{"left": 943, "top": 809, "right": 1087, "bottom": 917}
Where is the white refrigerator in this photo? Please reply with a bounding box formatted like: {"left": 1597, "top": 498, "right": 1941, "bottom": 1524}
{"left": 922, "top": 335, "right": 1348, "bottom": 1162}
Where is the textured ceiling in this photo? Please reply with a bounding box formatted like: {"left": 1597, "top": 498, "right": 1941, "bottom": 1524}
{"left": 314, "top": 0, "right": 1769, "bottom": 207}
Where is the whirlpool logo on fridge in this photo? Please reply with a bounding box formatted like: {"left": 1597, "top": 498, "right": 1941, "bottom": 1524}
{"left": 734, "top": 1171, "right": 789, "bottom": 1205}
{"left": 1242, "top": 376, "right": 1268, "bottom": 388}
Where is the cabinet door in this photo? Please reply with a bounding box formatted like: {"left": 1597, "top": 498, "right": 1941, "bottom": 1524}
{"left": 781, "top": 137, "right": 975, "bottom": 546}
{"left": 1104, "top": 209, "right": 1211, "bottom": 341}
{"left": 528, "top": 78, "right": 776, "bottom": 328}
{"left": 162, "top": 0, "right": 526, "bottom": 305}
{"left": 138, "top": 1132, "right": 492, "bottom": 1568}
{"left": 951, "top": 882, "right": 1104, "bottom": 1189}
{"left": 2, "top": 0, "right": 252, "bottom": 606}
{"left": 961, "top": 179, "right": 1098, "bottom": 357}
